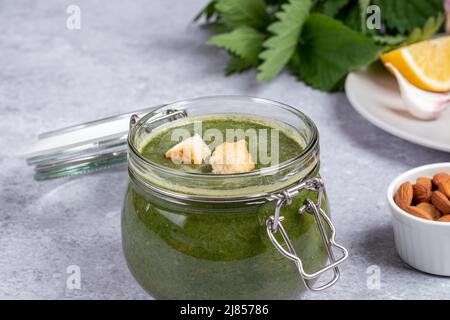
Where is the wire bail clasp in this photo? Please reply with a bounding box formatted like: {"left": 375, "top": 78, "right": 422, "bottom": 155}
{"left": 129, "top": 108, "right": 187, "bottom": 131}
{"left": 266, "top": 177, "right": 349, "bottom": 291}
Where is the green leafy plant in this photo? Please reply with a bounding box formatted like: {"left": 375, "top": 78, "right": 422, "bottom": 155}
{"left": 196, "top": 0, "right": 445, "bottom": 91}
{"left": 257, "top": 0, "right": 313, "bottom": 80}
{"left": 207, "top": 26, "right": 265, "bottom": 70}
{"left": 291, "top": 13, "right": 380, "bottom": 91}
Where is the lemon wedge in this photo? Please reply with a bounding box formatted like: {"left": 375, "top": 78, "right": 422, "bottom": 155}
{"left": 381, "top": 36, "right": 450, "bottom": 92}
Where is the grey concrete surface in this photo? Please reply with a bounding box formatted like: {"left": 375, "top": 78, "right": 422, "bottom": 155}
{"left": 0, "top": 0, "right": 449, "bottom": 299}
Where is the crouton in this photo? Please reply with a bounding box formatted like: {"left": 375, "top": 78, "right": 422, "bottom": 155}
{"left": 164, "top": 134, "right": 211, "bottom": 165}
{"left": 209, "top": 140, "right": 255, "bottom": 174}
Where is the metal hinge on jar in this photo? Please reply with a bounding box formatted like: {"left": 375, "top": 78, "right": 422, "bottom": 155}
{"left": 129, "top": 108, "right": 187, "bottom": 131}
{"left": 266, "top": 177, "right": 349, "bottom": 291}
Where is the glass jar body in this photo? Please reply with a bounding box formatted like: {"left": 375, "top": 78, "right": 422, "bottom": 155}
{"left": 122, "top": 172, "right": 329, "bottom": 300}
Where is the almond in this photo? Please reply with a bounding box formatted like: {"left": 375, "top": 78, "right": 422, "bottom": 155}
{"left": 431, "top": 191, "right": 450, "bottom": 215}
{"left": 405, "top": 206, "right": 434, "bottom": 220}
{"left": 416, "top": 177, "right": 432, "bottom": 192}
{"left": 438, "top": 215, "right": 450, "bottom": 222}
{"left": 438, "top": 180, "right": 450, "bottom": 198}
{"left": 432, "top": 172, "right": 450, "bottom": 187}
{"left": 417, "top": 202, "right": 441, "bottom": 220}
{"left": 412, "top": 183, "right": 431, "bottom": 203}
{"left": 394, "top": 182, "right": 413, "bottom": 210}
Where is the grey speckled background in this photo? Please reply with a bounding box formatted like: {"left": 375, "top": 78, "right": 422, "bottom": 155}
{"left": 1, "top": 0, "right": 449, "bottom": 300}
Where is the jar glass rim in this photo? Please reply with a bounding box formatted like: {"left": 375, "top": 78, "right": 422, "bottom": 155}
{"left": 128, "top": 95, "right": 319, "bottom": 179}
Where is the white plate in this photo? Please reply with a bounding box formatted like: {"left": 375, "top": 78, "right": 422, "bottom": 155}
{"left": 345, "top": 64, "right": 450, "bottom": 152}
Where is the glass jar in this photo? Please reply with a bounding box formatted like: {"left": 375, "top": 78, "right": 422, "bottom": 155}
{"left": 121, "top": 96, "right": 347, "bottom": 299}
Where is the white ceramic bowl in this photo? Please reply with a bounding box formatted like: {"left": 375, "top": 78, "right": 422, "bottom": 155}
{"left": 387, "top": 163, "right": 450, "bottom": 276}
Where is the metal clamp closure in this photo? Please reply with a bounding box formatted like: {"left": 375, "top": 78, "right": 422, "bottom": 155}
{"left": 266, "top": 177, "right": 348, "bottom": 291}
{"left": 130, "top": 108, "right": 187, "bottom": 130}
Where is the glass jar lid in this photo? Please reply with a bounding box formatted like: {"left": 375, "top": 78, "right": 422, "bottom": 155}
{"left": 26, "top": 106, "right": 162, "bottom": 180}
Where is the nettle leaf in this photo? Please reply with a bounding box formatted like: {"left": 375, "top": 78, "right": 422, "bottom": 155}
{"left": 292, "top": 13, "right": 380, "bottom": 91}
{"left": 372, "top": 0, "right": 444, "bottom": 33}
{"left": 403, "top": 13, "right": 444, "bottom": 45}
{"left": 215, "top": 0, "right": 271, "bottom": 30}
{"left": 372, "top": 34, "right": 406, "bottom": 46}
{"left": 207, "top": 27, "right": 265, "bottom": 65}
{"left": 336, "top": 0, "right": 369, "bottom": 32}
{"left": 336, "top": 0, "right": 360, "bottom": 30}
{"left": 374, "top": 13, "right": 444, "bottom": 51}
{"left": 257, "top": 0, "right": 313, "bottom": 81}
{"left": 225, "top": 56, "right": 254, "bottom": 76}
{"left": 359, "top": 0, "right": 371, "bottom": 33}
{"left": 314, "top": 0, "right": 350, "bottom": 17}
{"left": 194, "top": 1, "right": 217, "bottom": 22}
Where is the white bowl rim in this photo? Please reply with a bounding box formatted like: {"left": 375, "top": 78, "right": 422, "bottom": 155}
{"left": 387, "top": 162, "right": 450, "bottom": 227}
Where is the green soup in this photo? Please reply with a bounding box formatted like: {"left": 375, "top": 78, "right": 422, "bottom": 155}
{"left": 140, "top": 114, "right": 303, "bottom": 173}
{"left": 122, "top": 113, "right": 329, "bottom": 299}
